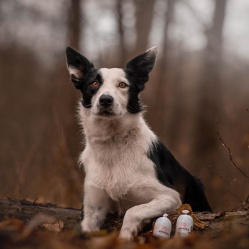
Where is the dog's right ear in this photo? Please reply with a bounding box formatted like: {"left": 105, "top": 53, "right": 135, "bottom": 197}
{"left": 66, "top": 47, "right": 94, "bottom": 89}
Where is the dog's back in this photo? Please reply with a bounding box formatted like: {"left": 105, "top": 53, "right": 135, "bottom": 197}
{"left": 149, "top": 140, "right": 212, "bottom": 211}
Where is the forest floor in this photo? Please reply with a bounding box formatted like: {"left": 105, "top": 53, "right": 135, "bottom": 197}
{"left": 0, "top": 198, "right": 248, "bottom": 249}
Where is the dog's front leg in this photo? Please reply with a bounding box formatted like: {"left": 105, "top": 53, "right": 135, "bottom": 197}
{"left": 81, "top": 184, "right": 111, "bottom": 232}
{"left": 119, "top": 192, "right": 181, "bottom": 240}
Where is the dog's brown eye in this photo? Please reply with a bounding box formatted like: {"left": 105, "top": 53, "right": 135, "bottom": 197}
{"left": 119, "top": 82, "right": 127, "bottom": 88}
{"left": 91, "top": 81, "right": 99, "bottom": 88}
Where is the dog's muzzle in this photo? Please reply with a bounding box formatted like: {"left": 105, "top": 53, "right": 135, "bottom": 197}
{"left": 98, "top": 94, "right": 114, "bottom": 116}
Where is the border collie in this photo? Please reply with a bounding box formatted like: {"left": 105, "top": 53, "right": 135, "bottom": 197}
{"left": 66, "top": 46, "right": 212, "bottom": 240}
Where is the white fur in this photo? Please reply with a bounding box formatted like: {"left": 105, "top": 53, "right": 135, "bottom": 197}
{"left": 77, "top": 69, "right": 182, "bottom": 240}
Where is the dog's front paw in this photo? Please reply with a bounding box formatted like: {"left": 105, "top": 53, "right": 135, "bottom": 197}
{"left": 119, "top": 224, "right": 139, "bottom": 241}
{"left": 81, "top": 219, "right": 95, "bottom": 232}
{"left": 119, "top": 229, "right": 134, "bottom": 241}
{"left": 81, "top": 220, "right": 90, "bottom": 232}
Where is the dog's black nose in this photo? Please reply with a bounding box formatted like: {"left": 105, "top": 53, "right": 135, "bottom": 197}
{"left": 99, "top": 94, "right": 114, "bottom": 107}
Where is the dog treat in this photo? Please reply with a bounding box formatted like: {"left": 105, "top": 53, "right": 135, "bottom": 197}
{"left": 175, "top": 210, "right": 193, "bottom": 237}
{"left": 153, "top": 214, "right": 172, "bottom": 238}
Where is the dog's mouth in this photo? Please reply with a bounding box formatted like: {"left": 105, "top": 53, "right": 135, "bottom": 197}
{"left": 96, "top": 107, "right": 115, "bottom": 117}
{"left": 99, "top": 111, "right": 114, "bottom": 116}
{"left": 93, "top": 103, "right": 124, "bottom": 118}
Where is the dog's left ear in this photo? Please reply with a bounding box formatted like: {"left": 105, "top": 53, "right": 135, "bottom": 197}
{"left": 66, "top": 47, "right": 94, "bottom": 89}
{"left": 125, "top": 46, "right": 157, "bottom": 90}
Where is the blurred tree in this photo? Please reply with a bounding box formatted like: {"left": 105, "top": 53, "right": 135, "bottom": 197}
{"left": 166, "top": 47, "right": 186, "bottom": 149}
{"left": 43, "top": 0, "right": 85, "bottom": 206}
{"left": 158, "top": 0, "right": 175, "bottom": 83}
{"left": 116, "top": 0, "right": 126, "bottom": 67}
{"left": 153, "top": 0, "right": 176, "bottom": 138}
{"left": 68, "top": 0, "right": 82, "bottom": 49}
{"left": 194, "top": 0, "right": 227, "bottom": 162}
{"left": 0, "top": 45, "right": 45, "bottom": 198}
{"left": 133, "top": 0, "right": 155, "bottom": 53}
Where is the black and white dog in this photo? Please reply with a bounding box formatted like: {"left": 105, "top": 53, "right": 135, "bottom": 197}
{"left": 66, "top": 46, "right": 211, "bottom": 240}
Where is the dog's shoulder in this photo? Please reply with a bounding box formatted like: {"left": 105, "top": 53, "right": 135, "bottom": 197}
{"left": 147, "top": 139, "right": 191, "bottom": 187}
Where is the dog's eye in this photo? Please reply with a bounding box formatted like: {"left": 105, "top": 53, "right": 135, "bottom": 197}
{"left": 91, "top": 81, "right": 100, "bottom": 88}
{"left": 119, "top": 82, "right": 127, "bottom": 88}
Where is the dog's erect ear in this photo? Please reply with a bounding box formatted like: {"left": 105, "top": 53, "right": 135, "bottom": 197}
{"left": 66, "top": 47, "right": 94, "bottom": 89}
{"left": 125, "top": 46, "right": 157, "bottom": 90}
{"left": 126, "top": 46, "right": 157, "bottom": 73}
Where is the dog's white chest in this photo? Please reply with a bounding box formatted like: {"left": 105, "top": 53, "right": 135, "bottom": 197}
{"left": 95, "top": 166, "right": 132, "bottom": 200}
{"left": 79, "top": 110, "right": 157, "bottom": 201}
{"left": 82, "top": 144, "right": 142, "bottom": 200}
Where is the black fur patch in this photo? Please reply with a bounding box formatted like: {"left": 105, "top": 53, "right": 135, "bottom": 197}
{"left": 124, "top": 50, "right": 156, "bottom": 113}
{"left": 80, "top": 70, "right": 103, "bottom": 108}
{"left": 66, "top": 47, "right": 94, "bottom": 89}
{"left": 124, "top": 69, "right": 144, "bottom": 113}
{"left": 125, "top": 50, "right": 156, "bottom": 90}
{"left": 148, "top": 140, "right": 212, "bottom": 212}
{"left": 66, "top": 47, "right": 105, "bottom": 108}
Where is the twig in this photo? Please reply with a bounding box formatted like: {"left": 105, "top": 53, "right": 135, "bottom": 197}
{"left": 208, "top": 165, "right": 243, "bottom": 205}
{"left": 216, "top": 131, "right": 249, "bottom": 178}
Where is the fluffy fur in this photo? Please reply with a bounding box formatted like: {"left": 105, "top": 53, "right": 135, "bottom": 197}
{"left": 66, "top": 46, "right": 211, "bottom": 240}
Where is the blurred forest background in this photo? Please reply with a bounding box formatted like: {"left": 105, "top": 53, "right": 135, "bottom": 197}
{"left": 0, "top": 0, "right": 248, "bottom": 212}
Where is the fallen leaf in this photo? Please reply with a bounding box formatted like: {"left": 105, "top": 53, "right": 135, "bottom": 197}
{"left": 41, "top": 220, "right": 64, "bottom": 233}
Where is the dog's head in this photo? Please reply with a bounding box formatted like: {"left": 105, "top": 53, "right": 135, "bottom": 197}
{"left": 66, "top": 47, "right": 157, "bottom": 118}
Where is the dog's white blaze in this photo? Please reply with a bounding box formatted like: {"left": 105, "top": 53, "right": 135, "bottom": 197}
{"left": 91, "top": 68, "right": 129, "bottom": 116}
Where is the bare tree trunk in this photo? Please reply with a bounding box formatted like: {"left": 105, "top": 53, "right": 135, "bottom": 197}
{"left": 158, "top": 0, "right": 175, "bottom": 83}
{"left": 153, "top": 0, "right": 176, "bottom": 139}
{"left": 68, "top": 0, "right": 82, "bottom": 49}
{"left": 133, "top": 0, "right": 155, "bottom": 53}
{"left": 166, "top": 48, "right": 186, "bottom": 148}
{"left": 194, "top": 0, "right": 227, "bottom": 159}
{"left": 116, "top": 0, "right": 126, "bottom": 67}
{"left": 44, "top": 0, "right": 85, "bottom": 206}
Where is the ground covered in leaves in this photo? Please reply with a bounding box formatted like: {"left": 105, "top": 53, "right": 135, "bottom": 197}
{"left": 0, "top": 200, "right": 248, "bottom": 249}
{"left": 0, "top": 215, "right": 248, "bottom": 249}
